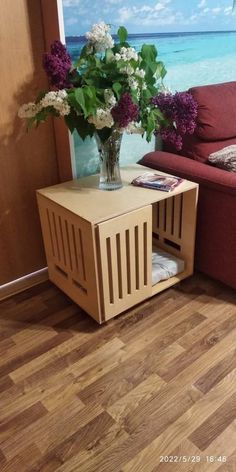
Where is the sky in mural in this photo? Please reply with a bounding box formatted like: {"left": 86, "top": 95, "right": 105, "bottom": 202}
{"left": 63, "top": 0, "right": 236, "bottom": 35}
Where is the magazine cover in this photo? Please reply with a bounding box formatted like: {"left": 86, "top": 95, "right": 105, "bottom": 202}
{"left": 131, "top": 172, "right": 184, "bottom": 192}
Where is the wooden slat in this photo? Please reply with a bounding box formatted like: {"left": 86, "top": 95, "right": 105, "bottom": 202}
{"left": 110, "top": 236, "right": 119, "bottom": 304}
{"left": 129, "top": 227, "right": 136, "bottom": 293}
{"left": 48, "top": 210, "right": 59, "bottom": 262}
{"left": 75, "top": 227, "right": 86, "bottom": 283}
{"left": 119, "top": 232, "right": 128, "bottom": 297}
{"left": 173, "top": 193, "right": 182, "bottom": 239}
{"left": 166, "top": 197, "right": 173, "bottom": 236}
{"left": 152, "top": 202, "right": 158, "bottom": 233}
{"left": 55, "top": 214, "right": 64, "bottom": 267}
{"left": 66, "top": 223, "right": 78, "bottom": 274}
{"left": 138, "top": 223, "right": 144, "bottom": 288}
{"left": 61, "top": 218, "right": 72, "bottom": 272}
{"left": 158, "top": 200, "right": 166, "bottom": 234}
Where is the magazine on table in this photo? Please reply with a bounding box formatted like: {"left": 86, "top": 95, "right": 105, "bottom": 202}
{"left": 131, "top": 172, "right": 184, "bottom": 192}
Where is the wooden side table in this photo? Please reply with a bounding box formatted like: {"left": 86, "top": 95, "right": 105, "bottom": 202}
{"left": 37, "top": 164, "right": 198, "bottom": 324}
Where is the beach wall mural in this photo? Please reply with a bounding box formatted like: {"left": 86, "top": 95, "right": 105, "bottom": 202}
{"left": 62, "top": 0, "right": 236, "bottom": 177}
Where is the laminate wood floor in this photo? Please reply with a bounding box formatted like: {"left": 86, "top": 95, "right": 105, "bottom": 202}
{"left": 0, "top": 273, "right": 236, "bottom": 472}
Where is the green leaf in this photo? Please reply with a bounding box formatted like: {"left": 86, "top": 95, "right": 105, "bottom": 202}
{"left": 144, "top": 109, "right": 158, "bottom": 142}
{"left": 140, "top": 44, "right": 157, "bottom": 63}
{"left": 96, "top": 127, "right": 112, "bottom": 143}
{"left": 117, "top": 26, "right": 128, "bottom": 43}
{"left": 80, "top": 44, "right": 91, "bottom": 59}
{"left": 65, "top": 111, "right": 94, "bottom": 139}
{"left": 112, "top": 82, "right": 122, "bottom": 99}
{"left": 142, "top": 88, "right": 153, "bottom": 101}
{"left": 130, "top": 89, "right": 139, "bottom": 104}
{"left": 75, "top": 116, "right": 95, "bottom": 140}
{"left": 67, "top": 90, "right": 81, "bottom": 112}
{"left": 68, "top": 69, "right": 81, "bottom": 87}
{"left": 74, "top": 88, "right": 87, "bottom": 116}
{"left": 83, "top": 86, "right": 98, "bottom": 115}
{"left": 153, "top": 107, "right": 165, "bottom": 122}
{"left": 147, "top": 84, "right": 158, "bottom": 95}
{"left": 36, "top": 109, "right": 49, "bottom": 122}
{"left": 156, "top": 61, "right": 167, "bottom": 80}
{"left": 105, "top": 48, "right": 114, "bottom": 63}
{"left": 64, "top": 113, "right": 76, "bottom": 133}
{"left": 84, "top": 86, "right": 94, "bottom": 99}
{"left": 27, "top": 117, "right": 36, "bottom": 129}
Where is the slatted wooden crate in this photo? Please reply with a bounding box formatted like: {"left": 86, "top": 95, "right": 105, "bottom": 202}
{"left": 37, "top": 165, "right": 198, "bottom": 323}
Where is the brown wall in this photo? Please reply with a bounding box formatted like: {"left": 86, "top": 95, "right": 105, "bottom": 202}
{"left": 0, "top": 0, "right": 59, "bottom": 285}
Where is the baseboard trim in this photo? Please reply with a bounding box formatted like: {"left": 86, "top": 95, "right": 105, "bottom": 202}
{"left": 0, "top": 268, "right": 49, "bottom": 301}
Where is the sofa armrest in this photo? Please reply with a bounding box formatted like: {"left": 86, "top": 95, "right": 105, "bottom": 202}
{"left": 139, "top": 151, "right": 236, "bottom": 196}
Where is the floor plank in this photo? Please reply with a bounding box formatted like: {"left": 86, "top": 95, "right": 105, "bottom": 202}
{"left": 0, "top": 273, "right": 235, "bottom": 471}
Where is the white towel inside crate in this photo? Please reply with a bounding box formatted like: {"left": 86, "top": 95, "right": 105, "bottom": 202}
{"left": 152, "top": 247, "right": 185, "bottom": 284}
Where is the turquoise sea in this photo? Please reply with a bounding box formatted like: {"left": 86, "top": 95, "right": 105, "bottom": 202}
{"left": 66, "top": 31, "right": 236, "bottom": 176}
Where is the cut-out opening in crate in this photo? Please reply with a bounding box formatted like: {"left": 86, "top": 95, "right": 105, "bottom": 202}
{"left": 151, "top": 188, "right": 197, "bottom": 295}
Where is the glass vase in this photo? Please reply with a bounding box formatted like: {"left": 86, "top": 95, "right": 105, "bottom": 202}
{"left": 95, "top": 130, "right": 123, "bottom": 191}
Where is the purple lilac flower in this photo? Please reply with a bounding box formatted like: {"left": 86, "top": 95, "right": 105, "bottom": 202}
{"left": 50, "top": 40, "right": 71, "bottom": 64}
{"left": 43, "top": 40, "right": 72, "bottom": 89}
{"left": 111, "top": 93, "right": 139, "bottom": 128}
{"left": 152, "top": 92, "right": 198, "bottom": 150}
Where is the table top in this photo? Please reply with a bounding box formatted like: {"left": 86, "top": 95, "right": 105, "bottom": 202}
{"left": 37, "top": 164, "right": 198, "bottom": 224}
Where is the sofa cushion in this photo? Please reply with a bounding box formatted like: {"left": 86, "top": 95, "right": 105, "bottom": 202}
{"left": 164, "top": 134, "right": 236, "bottom": 164}
{"left": 189, "top": 82, "right": 236, "bottom": 141}
{"left": 208, "top": 145, "right": 236, "bottom": 172}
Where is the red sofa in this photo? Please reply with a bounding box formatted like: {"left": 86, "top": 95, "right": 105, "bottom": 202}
{"left": 139, "top": 81, "right": 236, "bottom": 289}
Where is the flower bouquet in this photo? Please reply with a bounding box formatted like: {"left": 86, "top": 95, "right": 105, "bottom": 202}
{"left": 19, "top": 22, "right": 197, "bottom": 190}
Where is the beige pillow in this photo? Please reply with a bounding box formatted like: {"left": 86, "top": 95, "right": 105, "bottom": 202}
{"left": 208, "top": 145, "right": 236, "bottom": 172}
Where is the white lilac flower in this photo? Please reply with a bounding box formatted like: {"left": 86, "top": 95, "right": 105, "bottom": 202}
{"left": 135, "top": 68, "right": 145, "bottom": 79}
{"left": 104, "top": 89, "right": 116, "bottom": 107}
{"left": 142, "top": 82, "right": 147, "bottom": 90}
{"left": 58, "top": 102, "right": 71, "bottom": 116}
{"left": 40, "top": 91, "right": 62, "bottom": 107}
{"left": 120, "top": 65, "right": 134, "bottom": 76}
{"left": 114, "top": 47, "right": 138, "bottom": 62}
{"left": 40, "top": 90, "right": 70, "bottom": 116}
{"left": 158, "top": 84, "right": 172, "bottom": 95}
{"left": 18, "top": 102, "right": 41, "bottom": 119}
{"left": 124, "top": 121, "right": 144, "bottom": 134}
{"left": 88, "top": 108, "right": 114, "bottom": 129}
{"left": 85, "top": 22, "right": 114, "bottom": 52}
{"left": 128, "top": 77, "right": 139, "bottom": 90}
{"left": 57, "top": 89, "right": 68, "bottom": 99}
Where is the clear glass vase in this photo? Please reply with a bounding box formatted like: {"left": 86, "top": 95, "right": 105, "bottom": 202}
{"left": 95, "top": 130, "right": 123, "bottom": 191}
